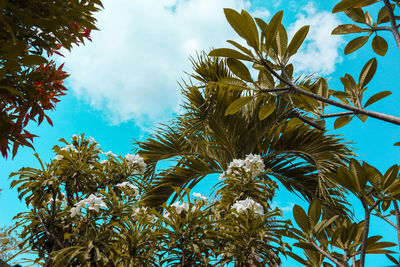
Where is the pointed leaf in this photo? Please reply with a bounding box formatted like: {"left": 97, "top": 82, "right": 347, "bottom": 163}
{"left": 332, "top": 24, "right": 366, "bottom": 35}
{"left": 372, "top": 36, "right": 388, "bottom": 56}
{"left": 333, "top": 0, "right": 379, "bottom": 13}
{"left": 345, "top": 36, "right": 369, "bottom": 55}
{"left": 308, "top": 198, "right": 321, "bottom": 226}
{"left": 224, "top": 8, "right": 257, "bottom": 48}
{"left": 364, "top": 91, "right": 391, "bottom": 108}
{"left": 334, "top": 116, "right": 352, "bottom": 129}
{"left": 293, "top": 205, "right": 310, "bottom": 233}
{"left": 345, "top": 8, "right": 366, "bottom": 23}
{"left": 286, "top": 25, "right": 309, "bottom": 57}
{"left": 264, "top": 11, "right": 283, "bottom": 51}
{"left": 225, "top": 96, "right": 253, "bottom": 115}
{"left": 359, "top": 58, "right": 377, "bottom": 88}
{"left": 227, "top": 58, "right": 253, "bottom": 82}
{"left": 259, "top": 102, "right": 277, "bottom": 120}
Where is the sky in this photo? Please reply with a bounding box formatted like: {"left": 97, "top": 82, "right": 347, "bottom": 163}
{"left": 1, "top": 0, "right": 400, "bottom": 266}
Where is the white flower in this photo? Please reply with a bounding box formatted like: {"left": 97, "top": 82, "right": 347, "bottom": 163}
{"left": 171, "top": 201, "right": 190, "bottom": 214}
{"left": 100, "top": 160, "right": 108, "bottom": 164}
{"left": 84, "top": 194, "right": 107, "bottom": 212}
{"left": 70, "top": 207, "right": 82, "bottom": 218}
{"left": 116, "top": 182, "right": 140, "bottom": 197}
{"left": 231, "top": 197, "right": 264, "bottom": 216}
{"left": 60, "top": 144, "right": 78, "bottom": 153}
{"left": 220, "top": 154, "right": 265, "bottom": 180}
{"left": 124, "top": 154, "right": 146, "bottom": 174}
{"left": 54, "top": 155, "right": 63, "bottom": 161}
{"left": 192, "top": 192, "right": 207, "bottom": 200}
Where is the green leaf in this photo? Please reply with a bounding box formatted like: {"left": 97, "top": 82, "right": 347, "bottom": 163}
{"left": 227, "top": 58, "right": 253, "bottom": 82}
{"left": 333, "top": 0, "right": 379, "bottom": 13}
{"left": 334, "top": 116, "right": 352, "bottom": 129}
{"left": 377, "top": 5, "right": 394, "bottom": 24}
{"left": 344, "top": 36, "right": 369, "bottom": 55}
{"left": 344, "top": 8, "right": 366, "bottom": 23}
{"left": 359, "top": 58, "right": 377, "bottom": 88}
{"left": 332, "top": 24, "right": 366, "bottom": 35}
{"left": 293, "top": 242, "right": 318, "bottom": 251}
{"left": 308, "top": 198, "right": 321, "bottom": 226}
{"left": 372, "top": 36, "right": 388, "bottom": 56}
{"left": 273, "top": 24, "right": 288, "bottom": 58}
{"left": 225, "top": 96, "right": 253, "bottom": 115}
{"left": 286, "top": 25, "right": 309, "bottom": 57}
{"left": 259, "top": 102, "right": 277, "bottom": 120}
{"left": 394, "top": 142, "right": 400, "bottom": 146}
{"left": 240, "top": 10, "right": 259, "bottom": 49}
{"left": 386, "top": 254, "right": 400, "bottom": 265}
{"left": 223, "top": 8, "right": 257, "bottom": 48}
{"left": 227, "top": 40, "right": 253, "bottom": 57}
{"left": 209, "top": 48, "right": 253, "bottom": 61}
{"left": 0, "top": 85, "right": 23, "bottom": 97}
{"left": 293, "top": 205, "right": 310, "bottom": 233}
{"left": 22, "top": 55, "right": 48, "bottom": 65}
{"left": 364, "top": 91, "right": 391, "bottom": 108}
{"left": 264, "top": 11, "right": 283, "bottom": 51}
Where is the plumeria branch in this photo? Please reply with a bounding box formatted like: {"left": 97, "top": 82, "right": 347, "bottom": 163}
{"left": 383, "top": 0, "right": 400, "bottom": 50}
{"left": 256, "top": 55, "right": 400, "bottom": 126}
{"left": 310, "top": 241, "right": 347, "bottom": 267}
{"left": 320, "top": 112, "right": 355, "bottom": 118}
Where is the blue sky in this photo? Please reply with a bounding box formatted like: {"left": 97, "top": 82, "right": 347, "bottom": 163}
{"left": 1, "top": 0, "right": 400, "bottom": 265}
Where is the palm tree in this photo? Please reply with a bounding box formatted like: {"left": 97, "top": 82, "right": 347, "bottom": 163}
{"left": 136, "top": 54, "right": 353, "bottom": 213}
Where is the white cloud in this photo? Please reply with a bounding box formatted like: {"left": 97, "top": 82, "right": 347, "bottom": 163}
{"left": 288, "top": 3, "right": 343, "bottom": 75}
{"left": 62, "top": 1, "right": 341, "bottom": 129}
{"left": 63, "top": 0, "right": 251, "bottom": 129}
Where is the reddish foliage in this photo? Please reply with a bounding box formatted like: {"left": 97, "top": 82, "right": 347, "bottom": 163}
{"left": 0, "top": 24, "right": 93, "bottom": 158}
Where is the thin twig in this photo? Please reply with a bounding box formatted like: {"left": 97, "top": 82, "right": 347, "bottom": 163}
{"left": 310, "top": 241, "right": 346, "bottom": 267}
{"left": 383, "top": 0, "right": 400, "bottom": 50}
{"left": 372, "top": 210, "right": 398, "bottom": 229}
{"left": 321, "top": 112, "right": 355, "bottom": 118}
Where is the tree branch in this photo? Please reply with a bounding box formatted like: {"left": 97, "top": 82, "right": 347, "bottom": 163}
{"left": 310, "top": 241, "right": 346, "bottom": 267}
{"left": 383, "top": 0, "right": 400, "bottom": 50}
{"left": 257, "top": 57, "right": 400, "bottom": 126}
{"left": 321, "top": 112, "right": 355, "bottom": 118}
{"left": 372, "top": 210, "right": 398, "bottom": 229}
{"left": 258, "top": 87, "right": 290, "bottom": 93}
{"left": 393, "top": 200, "right": 400, "bottom": 250}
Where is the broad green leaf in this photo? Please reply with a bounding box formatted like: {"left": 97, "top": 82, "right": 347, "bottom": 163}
{"left": 227, "top": 40, "right": 253, "bottom": 56}
{"left": 241, "top": 10, "right": 259, "bottom": 49}
{"left": 316, "top": 78, "right": 329, "bottom": 98}
{"left": 365, "top": 11, "right": 373, "bottom": 25}
{"left": 334, "top": 116, "right": 352, "bottom": 129}
{"left": 333, "top": 0, "right": 379, "bottom": 13}
{"left": 341, "top": 74, "right": 358, "bottom": 93}
{"left": 264, "top": 11, "right": 283, "bottom": 51}
{"left": 223, "top": 8, "right": 257, "bottom": 48}
{"left": 308, "top": 198, "right": 321, "bottom": 226}
{"left": 394, "top": 142, "right": 400, "bottom": 146}
{"left": 345, "top": 8, "right": 366, "bottom": 23}
{"left": 332, "top": 24, "right": 367, "bottom": 35}
{"left": 225, "top": 96, "right": 253, "bottom": 115}
{"left": 377, "top": 5, "right": 394, "bottom": 24}
{"left": 22, "top": 55, "right": 48, "bottom": 65}
{"left": 386, "top": 254, "right": 400, "bottom": 265}
{"left": 273, "top": 24, "right": 288, "bottom": 58}
{"left": 364, "top": 91, "right": 391, "bottom": 108}
{"left": 286, "top": 251, "right": 308, "bottom": 265}
{"left": 344, "top": 36, "right": 369, "bottom": 55}
{"left": 259, "top": 102, "right": 277, "bottom": 120}
{"left": 0, "top": 85, "right": 23, "bottom": 97}
{"left": 286, "top": 25, "right": 309, "bottom": 57}
{"left": 227, "top": 58, "right": 253, "bottom": 82}
{"left": 209, "top": 48, "right": 253, "bottom": 61}
{"left": 293, "top": 205, "right": 310, "bottom": 233}
{"left": 359, "top": 58, "right": 377, "bottom": 88}
{"left": 372, "top": 36, "right": 388, "bottom": 56}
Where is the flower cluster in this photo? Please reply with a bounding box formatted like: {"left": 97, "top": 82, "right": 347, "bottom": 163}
{"left": 60, "top": 144, "right": 78, "bottom": 153}
{"left": 132, "top": 206, "right": 157, "bottom": 223}
{"left": 164, "top": 201, "right": 191, "bottom": 219}
{"left": 231, "top": 197, "right": 264, "bottom": 216}
{"left": 192, "top": 192, "right": 208, "bottom": 200}
{"left": 116, "top": 182, "right": 140, "bottom": 197}
{"left": 124, "top": 154, "right": 146, "bottom": 174}
{"left": 70, "top": 194, "right": 107, "bottom": 218}
{"left": 219, "top": 154, "right": 265, "bottom": 180}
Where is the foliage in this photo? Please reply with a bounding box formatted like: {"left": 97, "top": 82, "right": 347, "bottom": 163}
{"left": 0, "top": 0, "right": 103, "bottom": 158}
{"left": 10, "top": 135, "right": 291, "bottom": 266}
